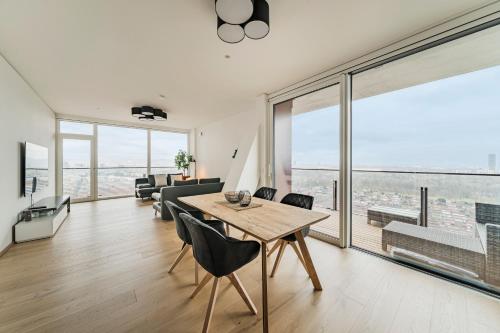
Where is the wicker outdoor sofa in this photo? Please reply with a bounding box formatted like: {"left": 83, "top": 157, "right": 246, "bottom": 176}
{"left": 382, "top": 203, "right": 500, "bottom": 287}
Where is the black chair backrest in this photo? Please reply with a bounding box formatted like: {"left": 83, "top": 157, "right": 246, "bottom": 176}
{"left": 148, "top": 175, "right": 155, "bottom": 186}
{"left": 254, "top": 187, "right": 277, "bottom": 201}
{"left": 280, "top": 193, "right": 314, "bottom": 210}
{"left": 199, "top": 177, "right": 221, "bottom": 184}
{"left": 166, "top": 201, "right": 192, "bottom": 244}
{"left": 180, "top": 213, "right": 260, "bottom": 277}
{"left": 280, "top": 193, "right": 314, "bottom": 239}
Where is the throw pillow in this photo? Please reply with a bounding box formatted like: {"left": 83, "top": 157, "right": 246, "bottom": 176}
{"left": 154, "top": 174, "right": 168, "bottom": 187}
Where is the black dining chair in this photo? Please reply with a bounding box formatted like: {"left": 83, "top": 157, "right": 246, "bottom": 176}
{"left": 267, "top": 193, "right": 314, "bottom": 278}
{"left": 179, "top": 213, "right": 260, "bottom": 333}
{"left": 253, "top": 186, "right": 277, "bottom": 201}
{"left": 166, "top": 201, "right": 226, "bottom": 285}
{"left": 240, "top": 187, "right": 278, "bottom": 240}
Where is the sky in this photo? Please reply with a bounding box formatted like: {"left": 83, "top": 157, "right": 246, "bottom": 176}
{"left": 61, "top": 123, "right": 187, "bottom": 168}
{"left": 292, "top": 64, "right": 500, "bottom": 171}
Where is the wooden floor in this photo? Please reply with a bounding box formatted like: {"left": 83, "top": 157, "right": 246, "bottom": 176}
{"left": 312, "top": 210, "right": 386, "bottom": 255}
{"left": 0, "top": 198, "right": 499, "bottom": 333}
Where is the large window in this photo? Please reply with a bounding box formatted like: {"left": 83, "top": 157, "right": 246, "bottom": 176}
{"left": 151, "top": 130, "right": 188, "bottom": 175}
{"left": 271, "top": 22, "right": 500, "bottom": 295}
{"left": 58, "top": 121, "right": 188, "bottom": 200}
{"left": 97, "top": 125, "right": 148, "bottom": 198}
{"left": 351, "top": 24, "right": 500, "bottom": 292}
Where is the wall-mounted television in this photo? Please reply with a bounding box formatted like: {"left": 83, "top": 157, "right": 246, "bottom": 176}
{"left": 22, "top": 142, "right": 49, "bottom": 197}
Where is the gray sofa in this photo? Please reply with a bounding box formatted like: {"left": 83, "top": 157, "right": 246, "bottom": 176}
{"left": 153, "top": 181, "right": 224, "bottom": 220}
{"left": 135, "top": 173, "right": 182, "bottom": 199}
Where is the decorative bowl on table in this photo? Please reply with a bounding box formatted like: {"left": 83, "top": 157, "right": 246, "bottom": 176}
{"left": 239, "top": 190, "right": 252, "bottom": 207}
{"left": 224, "top": 191, "right": 241, "bottom": 203}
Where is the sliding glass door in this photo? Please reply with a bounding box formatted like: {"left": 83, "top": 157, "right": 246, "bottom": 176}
{"left": 274, "top": 83, "right": 342, "bottom": 244}
{"left": 61, "top": 138, "right": 93, "bottom": 202}
{"left": 351, "top": 24, "right": 500, "bottom": 293}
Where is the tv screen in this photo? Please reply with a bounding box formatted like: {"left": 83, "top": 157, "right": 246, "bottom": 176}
{"left": 24, "top": 142, "right": 49, "bottom": 196}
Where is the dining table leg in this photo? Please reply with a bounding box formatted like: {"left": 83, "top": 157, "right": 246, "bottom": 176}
{"left": 261, "top": 241, "right": 269, "bottom": 333}
{"left": 294, "top": 231, "right": 322, "bottom": 291}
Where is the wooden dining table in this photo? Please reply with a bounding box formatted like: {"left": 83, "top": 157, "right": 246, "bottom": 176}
{"left": 179, "top": 192, "right": 330, "bottom": 333}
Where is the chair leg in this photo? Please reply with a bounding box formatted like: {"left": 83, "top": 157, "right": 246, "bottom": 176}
{"left": 227, "top": 273, "right": 258, "bottom": 315}
{"left": 168, "top": 243, "right": 190, "bottom": 273}
{"left": 195, "top": 261, "right": 199, "bottom": 285}
{"left": 267, "top": 241, "right": 281, "bottom": 257}
{"left": 270, "top": 241, "right": 287, "bottom": 278}
{"left": 290, "top": 242, "right": 308, "bottom": 275}
{"left": 202, "top": 277, "right": 220, "bottom": 333}
{"left": 225, "top": 223, "right": 230, "bottom": 236}
{"left": 191, "top": 272, "right": 213, "bottom": 299}
{"left": 241, "top": 232, "right": 248, "bottom": 240}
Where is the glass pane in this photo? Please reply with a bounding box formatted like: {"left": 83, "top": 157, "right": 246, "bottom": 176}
{"left": 151, "top": 131, "right": 188, "bottom": 169}
{"left": 59, "top": 121, "right": 93, "bottom": 135}
{"left": 98, "top": 168, "right": 147, "bottom": 198}
{"left": 62, "top": 139, "right": 91, "bottom": 200}
{"left": 97, "top": 125, "right": 147, "bottom": 197}
{"left": 352, "top": 24, "right": 500, "bottom": 293}
{"left": 274, "top": 84, "right": 341, "bottom": 241}
{"left": 150, "top": 167, "right": 180, "bottom": 175}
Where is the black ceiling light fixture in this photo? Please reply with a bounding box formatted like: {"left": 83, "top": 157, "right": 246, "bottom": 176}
{"left": 215, "top": 0, "right": 269, "bottom": 43}
{"left": 131, "top": 106, "right": 167, "bottom": 121}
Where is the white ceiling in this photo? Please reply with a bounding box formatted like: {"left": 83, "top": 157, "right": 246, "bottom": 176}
{"left": 0, "top": 0, "right": 494, "bottom": 129}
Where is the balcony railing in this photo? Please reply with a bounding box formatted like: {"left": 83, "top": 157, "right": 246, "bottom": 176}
{"left": 291, "top": 167, "right": 500, "bottom": 237}
{"left": 62, "top": 166, "right": 179, "bottom": 199}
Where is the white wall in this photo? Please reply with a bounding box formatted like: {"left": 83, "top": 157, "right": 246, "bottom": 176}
{"left": 0, "top": 54, "right": 55, "bottom": 252}
{"left": 195, "top": 95, "right": 267, "bottom": 192}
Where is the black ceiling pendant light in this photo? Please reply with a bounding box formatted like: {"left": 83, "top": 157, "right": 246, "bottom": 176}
{"left": 217, "top": 17, "right": 245, "bottom": 44}
{"left": 139, "top": 115, "right": 154, "bottom": 121}
{"left": 131, "top": 106, "right": 167, "bottom": 121}
{"left": 215, "top": 0, "right": 269, "bottom": 44}
{"left": 215, "top": 0, "right": 253, "bottom": 25}
{"left": 153, "top": 108, "right": 167, "bottom": 121}
{"left": 131, "top": 107, "right": 143, "bottom": 118}
{"left": 141, "top": 106, "right": 155, "bottom": 116}
{"left": 244, "top": 0, "right": 269, "bottom": 40}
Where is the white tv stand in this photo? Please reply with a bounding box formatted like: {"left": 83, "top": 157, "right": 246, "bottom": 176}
{"left": 15, "top": 196, "right": 70, "bottom": 243}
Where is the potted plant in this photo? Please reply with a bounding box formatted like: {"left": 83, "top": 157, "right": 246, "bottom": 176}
{"left": 174, "top": 150, "right": 194, "bottom": 177}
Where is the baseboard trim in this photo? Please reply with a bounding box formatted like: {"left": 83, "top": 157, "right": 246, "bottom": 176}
{"left": 0, "top": 241, "right": 13, "bottom": 257}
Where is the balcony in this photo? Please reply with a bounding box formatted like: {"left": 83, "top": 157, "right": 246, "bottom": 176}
{"left": 292, "top": 167, "right": 500, "bottom": 255}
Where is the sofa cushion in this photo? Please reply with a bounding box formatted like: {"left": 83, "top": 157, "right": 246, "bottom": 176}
{"left": 199, "top": 178, "right": 221, "bottom": 184}
{"left": 167, "top": 173, "right": 183, "bottom": 186}
{"left": 147, "top": 175, "right": 155, "bottom": 186}
{"left": 154, "top": 174, "right": 168, "bottom": 187}
{"left": 174, "top": 179, "right": 198, "bottom": 186}
{"left": 137, "top": 183, "right": 153, "bottom": 189}
{"left": 151, "top": 192, "right": 161, "bottom": 201}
